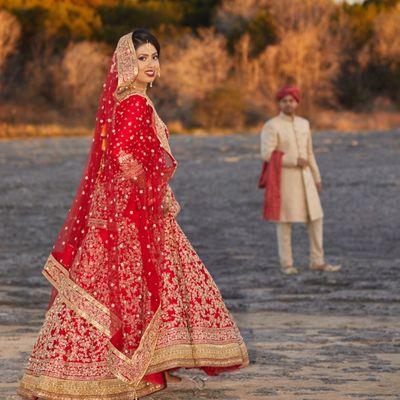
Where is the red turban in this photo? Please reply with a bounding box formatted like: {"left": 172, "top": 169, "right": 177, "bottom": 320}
{"left": 276, "top": 85, "right": 300, "bottom": 103}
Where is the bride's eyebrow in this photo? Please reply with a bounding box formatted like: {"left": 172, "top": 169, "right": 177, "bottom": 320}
{"left": 137, "top": 51, "right": 158, "bottom": 57}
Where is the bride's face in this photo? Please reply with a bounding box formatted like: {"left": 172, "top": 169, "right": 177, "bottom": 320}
{"left": 135, "top": 42, "right": 160, "bottom": 86}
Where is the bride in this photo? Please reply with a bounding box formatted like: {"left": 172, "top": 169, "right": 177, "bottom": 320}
{"left": 18, "top": 29, "right": 249, "bottom": 399}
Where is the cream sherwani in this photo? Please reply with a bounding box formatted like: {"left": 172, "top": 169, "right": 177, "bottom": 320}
{"left": 261, "top": 112, "right": 323, "bottom": 222}
{"left": 260, "top": 112, "right": 325, "bottom": 267}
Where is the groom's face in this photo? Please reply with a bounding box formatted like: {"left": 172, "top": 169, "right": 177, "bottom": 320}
{"left": 279, "top": 95, "right": 299, "bottom": 115}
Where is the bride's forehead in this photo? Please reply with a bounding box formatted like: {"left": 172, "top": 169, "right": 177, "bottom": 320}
{"left": 136, "top": 42, "right": 157, "bottom": 55}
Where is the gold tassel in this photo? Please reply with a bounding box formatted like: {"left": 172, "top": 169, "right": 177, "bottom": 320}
{"left": 99, "top": 124, "right": 107, "bottom": 170}
{"left": 101, "top": 124, "right": 107, "bottom": 151}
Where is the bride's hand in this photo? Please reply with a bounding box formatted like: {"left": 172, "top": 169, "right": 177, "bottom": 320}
{"left": 132, "top": 172, "right": 146, "bottom": 190}
{"left": 162, "top": 200, "right": 170, "bottom": 217}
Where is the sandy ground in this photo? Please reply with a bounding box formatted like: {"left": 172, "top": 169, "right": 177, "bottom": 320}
{"left": 1, "top": 130, "right": 400, "bottom": 399}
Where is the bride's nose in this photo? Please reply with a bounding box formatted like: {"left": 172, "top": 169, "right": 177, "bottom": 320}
{"left": 149, "top": 59, "right": 158, "bottom": 68}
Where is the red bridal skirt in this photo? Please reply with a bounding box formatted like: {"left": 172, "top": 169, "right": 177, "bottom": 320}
{"left": 18, "top": 208, "right": 249, "bottom": 399}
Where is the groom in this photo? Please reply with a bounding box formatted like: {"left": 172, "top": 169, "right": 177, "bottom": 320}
{"left": 260, "top": 85, "right": 341, "bottom": 275}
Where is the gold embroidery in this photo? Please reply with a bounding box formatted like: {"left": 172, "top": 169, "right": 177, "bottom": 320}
{"left": 152, "top": 106, "right": 172, "bottom": 155}
{"left": 111, "top": 31, "right": 172, "bottom": 168}
{"left": 40, "top": 228, "right": 249, "bottom": 382}
{"left": 18, "top": 373, "right": 165, "bottom": 400}
{"left": 87, "top": 217, "right": 108, "bottom": 229}
{"left": 21, "top": 186, "right": 249, "bottom": 399}
{"left": 114, "top": 33, "right": 140, "bottom": 102}
{"left": 42, "top": 254, "right": 166, "bottom": 389}
{"left": 108, "top": 306, "right": 162, "bottom": 385}
{"left": 43, "top": 254, "right": 120, "bottom": 338}
{"left": 162, "top": 185, "right": 181, "bottom": 217}
{"left": 147, "top": 341, "right": 249, "bottom": 374}
{"left": 117, "top": 150, "right": 145, "bottom": 179}
{"left": 19, "top": 30, "right": 249, "bottom": 400}
{"left": 117, "top": 91, "right": 176, "bottom": 166}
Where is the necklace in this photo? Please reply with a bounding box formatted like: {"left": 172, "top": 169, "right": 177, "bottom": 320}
{"left": 114, "top": 82, "right": 147, "bottom": 101}
{"left": 129, "top": 83, "right": 147, "bottom": 95}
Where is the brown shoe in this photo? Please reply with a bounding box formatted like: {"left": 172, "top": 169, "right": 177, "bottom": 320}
{"left": 309, "top": 263, "right": 341, "bottom": 272}
{"left": 281, "top": 265, "right": 299, "bottom": 275}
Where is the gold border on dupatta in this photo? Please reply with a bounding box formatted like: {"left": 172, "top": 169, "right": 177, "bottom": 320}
{"left": 18, "top": 373, "right": 165, "bottom": 400}
{"left": 43, "top": 255, "right": 120, "bottom": 338}
{"left": 107, "top": 306, "right": 162, "bottom": 386}
{"left": 42, "top": 255, "right": 163, "bottom": 389}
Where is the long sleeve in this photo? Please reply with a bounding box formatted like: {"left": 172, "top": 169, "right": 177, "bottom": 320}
{"left": 260, "top": 122, "right": 297, "bottom": 167}
{"left": 307, "top": 128, "right": 321, "bottom": 183}
{"left": 111, "top": 94, "right": 159, "bottom": 182}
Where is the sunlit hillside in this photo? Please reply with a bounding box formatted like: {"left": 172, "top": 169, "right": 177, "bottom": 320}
{"left": 0, "top": 0, "right": 399, "bottom": 136}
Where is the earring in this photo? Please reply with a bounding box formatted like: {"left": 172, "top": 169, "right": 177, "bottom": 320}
{"left": 150, "top": 81, "right": 153, "bottom": 88}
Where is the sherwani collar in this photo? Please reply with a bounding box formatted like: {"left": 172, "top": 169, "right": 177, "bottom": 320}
{"left": 279, "top": 112, "right": 296, "bottom": 122}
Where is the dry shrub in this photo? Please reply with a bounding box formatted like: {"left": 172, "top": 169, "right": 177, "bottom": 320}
{"left": 313, "top": 109, "right": 400, "bottom": 132}
{"left": 270, "top": 0, "right": 336, "bottom": 32}
{"left": 269, "top": 0, "right": 341, "bottom": 111}
{"left": 0, "top": 10, "right": 21, "bottom": 91}
{"left": 231, "top": 33, "right": 268, "bottom": 113}
{"left": 0, "top": 10, "right": 21, "bottom": 69}
{"left": 259, "top": 0, "right": 342, "bottom": 116}
{"left": 194, "top": 85, "right": 245, "bottom": 129}
{"left": 259, "top": 26, "right": 340, "bottom": 113}
{"left": 219, "top": 0, "right": 343, "bottom": 122}
{"left": 2, "top": 1, "right": 399, "bottom": 132}
{"left": 217, "top": 0, "right": 270, "bottom": 19}
{"left": 24, "top": 41, "right": 58, "bottom": 101}
{"left": 355, "top": 5, "right": 400, "bottom": 106}
{"left": 53, "top": 41, "right": 111, "bottom": 121}
{"left": 155, "top": 28, "right": 231, "bottom": 125}
{"left": 215, "top": 0, "right": 271, "bottom": 27}
{"left": 361, "top": 5, "right": 400, "bottom": 69}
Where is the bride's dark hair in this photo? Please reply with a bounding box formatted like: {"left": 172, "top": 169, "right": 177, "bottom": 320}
{"left": 131, "top": 28, "right": 161, "bottom": 56}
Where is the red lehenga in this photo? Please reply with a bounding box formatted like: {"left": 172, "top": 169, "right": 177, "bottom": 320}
{"left": 18, "top": 32, "right": 249, "bottom": 400}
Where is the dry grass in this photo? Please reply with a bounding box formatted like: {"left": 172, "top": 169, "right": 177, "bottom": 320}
{"left": 0, "top": 123, "right": 91, "bottom": 139}
{"left": 1, "top": 109, "right": 398, "bottom": 139}
{"left": 312, "top": 110, "right": 400, "bottom": 132}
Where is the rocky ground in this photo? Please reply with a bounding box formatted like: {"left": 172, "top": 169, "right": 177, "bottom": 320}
{"left": 1, "top": 130, "right": 399, "bottom": 399}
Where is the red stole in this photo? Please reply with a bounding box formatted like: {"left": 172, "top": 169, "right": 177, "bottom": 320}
{"left": 258, "top": 150, "right": 283, "bottom": 221}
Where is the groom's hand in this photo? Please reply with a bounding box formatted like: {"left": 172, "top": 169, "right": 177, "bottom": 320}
{"left": 297, "top": 157, "right": 309, "bottom": 168}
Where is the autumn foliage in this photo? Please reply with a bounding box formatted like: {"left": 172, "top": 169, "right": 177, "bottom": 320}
{"left": 0, "top": 0, "right": 399, "bottom": 132}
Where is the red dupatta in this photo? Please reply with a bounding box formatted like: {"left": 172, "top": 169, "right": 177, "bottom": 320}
{"left": 43, "top": 32, "right": 176, "bottom": 391}
{"left": 258, "top": 150, "right": 283, "bottom": 221}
